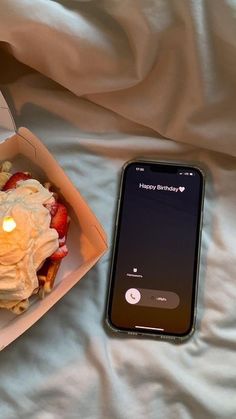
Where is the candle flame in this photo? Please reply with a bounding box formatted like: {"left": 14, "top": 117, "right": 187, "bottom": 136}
{"left": 2, "top": 216, "right": 17, "bottom": 232}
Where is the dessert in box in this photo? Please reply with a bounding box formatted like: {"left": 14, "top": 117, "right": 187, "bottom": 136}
{"left": 0, "top": 161, "right": 70, "bottom": 314}
{"left": 0, "top": 92, "right": 107, "bottom": 350}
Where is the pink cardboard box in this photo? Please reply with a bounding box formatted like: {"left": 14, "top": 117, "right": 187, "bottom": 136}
{"left": 0, "top": 92, "right": 107, "bottom": 350}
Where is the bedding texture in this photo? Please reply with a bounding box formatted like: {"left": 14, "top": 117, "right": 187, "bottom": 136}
{"left": 0, "top": 1, "right": 236, "bottom": 418}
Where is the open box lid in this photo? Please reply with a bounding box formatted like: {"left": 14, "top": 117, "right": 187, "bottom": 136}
{"left": 0, "top": 91, "right": 16, "bottom": 140}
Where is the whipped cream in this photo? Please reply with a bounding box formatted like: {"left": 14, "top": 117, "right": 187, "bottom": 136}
{"left": 0, "top": 179, "right": 59, "bottom": 306}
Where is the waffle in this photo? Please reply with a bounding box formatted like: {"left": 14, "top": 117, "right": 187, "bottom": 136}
{"left": 9, "top": 299, "right": 30, "bottom": 315}
{"left": 37, "top": 258, "right": 61, "bottom": 298}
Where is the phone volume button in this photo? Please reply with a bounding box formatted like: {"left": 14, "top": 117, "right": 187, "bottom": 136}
{"left": 115, "top": 199, "right": 121, "bottom": 226}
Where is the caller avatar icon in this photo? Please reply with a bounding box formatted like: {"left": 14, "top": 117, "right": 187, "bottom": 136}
{"left": 125, "top": 288, "right": 141, "bottom": 305}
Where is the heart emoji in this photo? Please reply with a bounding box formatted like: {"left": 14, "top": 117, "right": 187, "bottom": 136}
{"left": 179, "top": 187, "right": 185, "bottom": 192}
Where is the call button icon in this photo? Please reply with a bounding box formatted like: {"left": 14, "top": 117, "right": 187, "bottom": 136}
{"left": 125, "top": 288, "right": 141, "bottom": 305}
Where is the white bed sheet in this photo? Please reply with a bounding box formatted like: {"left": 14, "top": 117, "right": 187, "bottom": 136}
{"left": 0, "top": 1, "right": 236, "bottom": 418}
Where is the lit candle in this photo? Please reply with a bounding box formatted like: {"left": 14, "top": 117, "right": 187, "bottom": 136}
{"left": 2, "top": 216, "right": 17, "bottom": 232}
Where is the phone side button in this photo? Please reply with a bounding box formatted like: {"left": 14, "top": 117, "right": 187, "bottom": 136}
{"left": 115, "top": 199, "right": 121, "bottom": 226}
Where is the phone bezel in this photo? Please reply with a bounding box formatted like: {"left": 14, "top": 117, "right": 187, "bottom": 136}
{"left": 105, "top": 159, "right": 205, "bottom": 343}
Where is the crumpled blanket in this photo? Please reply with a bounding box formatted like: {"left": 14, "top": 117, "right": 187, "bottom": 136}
{"left": 0, "top": 1, "right": 236, "bottom": 418}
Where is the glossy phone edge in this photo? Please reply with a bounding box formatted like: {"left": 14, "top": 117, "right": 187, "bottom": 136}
{"left": 105, "top": 158, "right": 205, "bottom": 343}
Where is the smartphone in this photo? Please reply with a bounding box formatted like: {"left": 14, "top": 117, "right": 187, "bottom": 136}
{"left": 106, "top": 160, "right": 205, "bottom": 342}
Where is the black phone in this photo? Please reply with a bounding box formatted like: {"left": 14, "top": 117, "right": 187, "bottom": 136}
{"left": 106, "top": 160, "right": 205, "bottom": 342}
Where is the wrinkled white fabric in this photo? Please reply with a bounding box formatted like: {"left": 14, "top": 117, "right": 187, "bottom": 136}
{"left": 0, "top": 1, "right": 236, "bottom": 418}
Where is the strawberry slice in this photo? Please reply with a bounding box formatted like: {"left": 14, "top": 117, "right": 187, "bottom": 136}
{"left": 50, "top": 244, "right": 68, "bottom": 261}
{"left": 50, "top": 203, "right": 68, "bottom": 238}
{"left": 3, "top": 172, "right": 32, "bottom": 191}
{"left": 45, "top": 202, "right": 59, "bottom": 217}
{"left": 58, "top": 217, "right": 70, "bottom": 247}
{"left": 58, "top": 236, "right": 66, "bottom": 247}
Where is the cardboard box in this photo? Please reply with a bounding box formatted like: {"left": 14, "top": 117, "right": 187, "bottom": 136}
{"left": 0, "top": 92, "right": 107, "bottom": 350}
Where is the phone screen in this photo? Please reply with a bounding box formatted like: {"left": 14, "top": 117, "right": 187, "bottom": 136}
{"left": 107, "top": 161, "right": 204, "bottom": 338}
